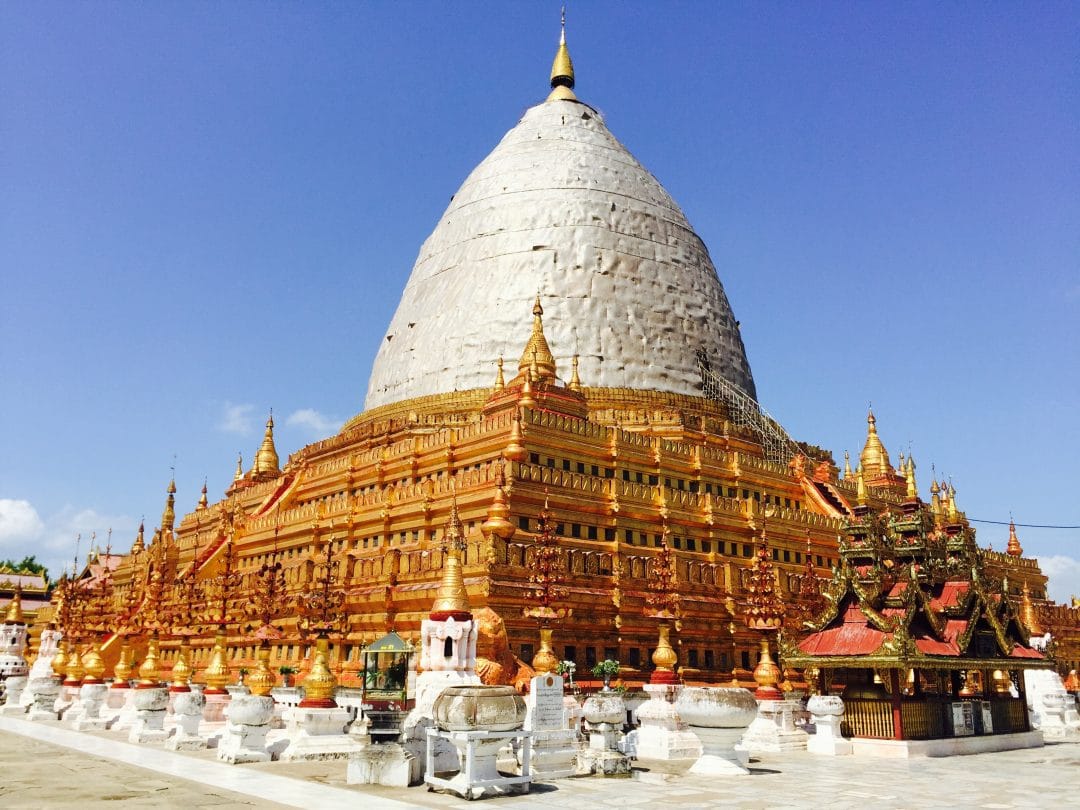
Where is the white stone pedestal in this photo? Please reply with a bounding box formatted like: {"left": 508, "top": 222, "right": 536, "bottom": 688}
{"left": 280, "top": 706, "right": 365, "bottom": 761}
{"left": 425, "top": 728, "right": 532, "bottom": 800}
{"left": 623, "top": 685, "right": 703, "bottom": 761}
{"left": 577, "top": 689, "right": 630, "bottom": 776}
{"left": 806, "top": 695, "right": 853, "bottom": 756}
{"left": 217, "top": 694, "right": 274, "bottom": 764}
{"left": 518, "top": 674, "right": 578, "bottom": 779}
{"left": 128, "top": 687, "right": 170, "bottom": 744}
{"left": 73, "top": 683, "right": 110, "bottom": 731}
{"left": 736, "top": 699, "right": 809, "bottom": 755}
{"left": 347, "top": 717, "right": 415, "bottom": 788}
{"left": 27, "top": 678, "right": 60, "bottom": 722}
{"left": 0, "top": 676, "right": 28, "bottom": 715}
{"left": 165, "top": 691, "right": 207, "bottom": 751}
{"left": 676, "top": 687, "right": 757, "bottom": 776}
{"left": 111, "top": 686, "right": 140, "bottom": 730}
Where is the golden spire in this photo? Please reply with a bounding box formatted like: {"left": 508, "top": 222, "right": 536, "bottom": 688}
{"left": 548, "top": 8, "right": 576, "bottom": 102}
{"left": 1006, "top": 519, "right": 1023, "bottom": 557}
{"left": 482, "top": 459, "right": 516, "bottom": 540}
{"left": 518, "top": 296, "right": 558, "bottom": 381}
{"left": 234, "top": 453, "right": 244, "bottom": 482}
{"left": 494, "top": 357, "right": 505, "bottom": 391}
{"left": 504, "top": 407, "right": 527, "bottom": 462}
{"left": 843, "top": 451, "right": 852, "bottom": 479}
{"left": 1020, "top": 581, "right": 1044, "bottom": 637}
{"left": 859, "top": 408, "right": 893, "bottom": 478}
{"left": 855, "top": 465, "right": 867, "bottom": 506}
{"left": 251, "top": 412, "right": 280, "bottom": 476}
{"left": 431, "top": 494, "right": 471, "bottom": 619}
{"left": 4, "top": 585, "right": 23, "bottom": 624}
{"left": 946, "top": 483, "right": 959, "bottom": 522}
{"left": 905, "top": 455, "right": 918, "bottom": 500}
{"left": 197, "top": 479, "right": 209, "bottom": 510}
{"left": 569, "top": 354, "right": 582, "bottom": 392}
{"left": 161, "top": 478, "right": 176, "bottom": 534}
{"left": 131, "top": 520, "right": 145, "bottom": 554}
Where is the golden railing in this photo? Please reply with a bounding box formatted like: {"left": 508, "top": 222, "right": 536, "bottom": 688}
{"left": 841, "top": 698, "right": 894, "bottom": 739}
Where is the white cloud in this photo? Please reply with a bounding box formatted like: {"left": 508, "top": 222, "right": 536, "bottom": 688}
{"left": 218, "top": 401, "right": 256, "bottom": 435}
{"left": 286, "top": 408, "right": 342, "bottom": 436}
{"left": 0, "top": 499, "right": 45, "bottom": 544}
{"left": 1038, "top": 554, "right": 1080, "bottom": 604}
{"left": 0, "top": 499, "right": 136, "bottom": 581}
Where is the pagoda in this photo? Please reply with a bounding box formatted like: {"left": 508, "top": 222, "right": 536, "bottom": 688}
{"left": 781, "top": 462, "right": 1051, "bottom": 750}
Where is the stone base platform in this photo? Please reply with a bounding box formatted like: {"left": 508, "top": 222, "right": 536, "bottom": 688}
{"left": 851, "top": 730, "right": 1045, "bottom": 758}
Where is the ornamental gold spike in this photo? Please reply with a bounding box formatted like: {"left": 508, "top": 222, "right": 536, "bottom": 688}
{"left": 548, "top": 8, "right": 576, "bottom": 101}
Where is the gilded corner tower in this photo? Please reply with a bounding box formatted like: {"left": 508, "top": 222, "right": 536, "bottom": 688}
{"left": 38, "top": 22, "right": 1078, "bottom": 690}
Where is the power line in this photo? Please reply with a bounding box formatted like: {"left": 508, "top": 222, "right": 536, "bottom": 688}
{"left": 968, "top": 518, "right": 1080, "bottom": 530}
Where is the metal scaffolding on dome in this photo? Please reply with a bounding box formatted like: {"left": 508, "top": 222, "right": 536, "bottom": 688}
{"left": 698, "top": 363, "right": 800, "bottom": 466}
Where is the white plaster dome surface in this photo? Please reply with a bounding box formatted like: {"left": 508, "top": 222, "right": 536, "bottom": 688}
{"left": 364, "top": 96, "right": 756, "bottom": 410}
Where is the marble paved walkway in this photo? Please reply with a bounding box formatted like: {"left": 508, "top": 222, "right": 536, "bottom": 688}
{"left": 2, "top": 715, "right": 1079, "bottom": 809}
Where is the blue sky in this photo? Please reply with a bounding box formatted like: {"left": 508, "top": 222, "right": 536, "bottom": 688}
{"left": 2, "top": 2, "right": 1078, "bottom": 598}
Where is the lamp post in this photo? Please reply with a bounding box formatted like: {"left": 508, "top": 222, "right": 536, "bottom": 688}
{"left": 523, "top": 497, "right": 569, "bottom": 674}
{"left": 645, "top": 531, "right": 679, "bottom": 685}
{"left": 744, "top": 525, "right": 785, "bottom": 700}
{"left": 296, "top": 534, "right": 348, "bottom": 708}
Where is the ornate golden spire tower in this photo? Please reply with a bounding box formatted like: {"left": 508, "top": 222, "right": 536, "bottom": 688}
{"left": 430, "top": 496, "right": 471, "bottom": 621}
{"left": 548, "top": 8, "right": 576, "bottom": 102}
{"left": 517, "top": 296, "right": 558, "bottom": 381}
{"left": 130, "top": 520, "right": 145, "bottom": 554}
{"left": 1006, "top": 519, "right": 1024, "bottom": 557}
{"left": 250, "top": 413, "right": 280, "bottom": 477}
{"left": 859, "top": 409, "right": 893, "bottom": 479}
{"left": 161, "top": 478, "right": 176, "bottom": 535}
{"left": 197, "top": 480, "right": 209, "bottom": 510}
{"left": 234, "top": 453, "right": 244, "bottom": 482}
{"left": 1020, "top": 581, "right": 1044, "bottom": 637}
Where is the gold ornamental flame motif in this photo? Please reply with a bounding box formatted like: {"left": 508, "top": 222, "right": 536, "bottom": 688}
{"left": 531, "top": 626, "right": 559, "bottom": 674}
{"left": 81, "top": 639, "right": 107, "bottom": 682}
{"left": 651, "top": 621, "right": 678, "bottom": 672}
{"left": 247, "top": 644, "right": 275, "bottom": 697}
{"left": 64, "top": 642, "right": 85, "bottom": 684}
{"left": 113, "top": 641, "right": 134, "bottom": 683}
{"left": 51, "top": 642, "right": 68, "bottom": 678}
{"left": 203, "top": 630, "right": 230, "bottom": 692}
{"left": 170, "top": 641, "right": 193, "bottom": 690}
{"left": 301, "top": 636, "right": 337, "bottom": 704}
{"left": 138, "top": 635, "right": 162, "bottom": 685}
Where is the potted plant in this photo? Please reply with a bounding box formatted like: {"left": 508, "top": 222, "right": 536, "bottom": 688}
{"left": 237, "top": 667, "right": 249, "bottom": 686}
{"left": 279, "top": 665, "right": 298, "bottom": 688}
{"left": 591, "top": 659, "right": 620, "bottom": 691}
{"left": 555, "top": 659, "right": 577, "bottom": 690}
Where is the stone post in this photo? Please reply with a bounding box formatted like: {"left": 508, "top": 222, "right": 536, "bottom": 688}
{"left": 73, "top": 682, "right": 110, "bottom": 731}
{"left": 676, "top": 686, "right": 757, "bottom": 776}
{"left": 806, "top": 694, "right": 853, "bottom": 756}
{"left": 128, "top": 686, "right": 170, "bottom": 744}
{"left": 217, "top": 694, "right": 274, "bottom": 763}
{"left": 166, "top": 690, "right": 207, "bottom": 750}
{"left": 0, "top": 676, "right": 28, "bottom": 715}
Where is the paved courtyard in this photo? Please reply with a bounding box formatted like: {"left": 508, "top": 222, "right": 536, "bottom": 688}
{"left": 2, "top": 716, "right": 1078, "bottom": 809}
